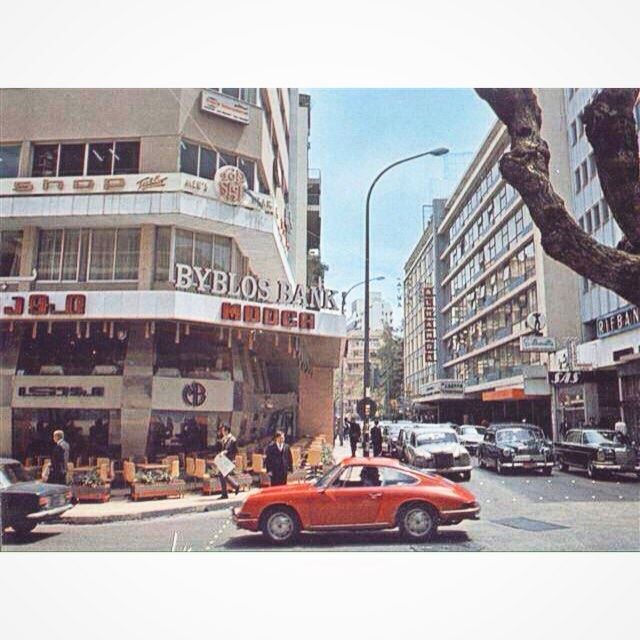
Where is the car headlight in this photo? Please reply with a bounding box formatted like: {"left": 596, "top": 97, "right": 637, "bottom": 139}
{"left": 596, "top": 450, "right": 606, "bottom": 461}
{"left": 501, "top": 449, "right": 513, "bottom": 458}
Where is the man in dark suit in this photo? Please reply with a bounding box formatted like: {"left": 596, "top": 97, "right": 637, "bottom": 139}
{"left": 49, "top": 429, "right": 70, "bottom": 485}
{"left": 264, "top": 430, "right": 293, "bottom": 486}
{"left": 370, "top": 419, "right": 383, "bottom": 457}
{"left": 349, "top": 419, "right": 361, "bottom": 457}
{"left": 217, "top": 424, "right": 240, "bottom": 499}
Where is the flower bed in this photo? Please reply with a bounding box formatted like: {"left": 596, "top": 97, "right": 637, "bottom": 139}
{"left": 72, "top": 470, "right": 111, "bottom": 502}
{"left": 130, "top": 468, "right": 185, "bottom": 501}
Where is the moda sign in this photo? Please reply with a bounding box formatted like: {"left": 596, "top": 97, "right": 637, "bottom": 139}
{"left": 174, "top": 265, "right": 339, "bottom": 311}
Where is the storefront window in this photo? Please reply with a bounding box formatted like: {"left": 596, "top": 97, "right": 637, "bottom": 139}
{"left": 155, "top": 227, "right": 171, "bottom": 281}
{"left": 0, "top": 144, "right": 21, "bottom": 178}
{"left": 0, "top": 230, "right": 22, "bottom": 277}
{"left": 17, "top": 321, "right": 128, "bottom": 376}
{"left": 89, "top": 228, "right": 139, "bottom": 281}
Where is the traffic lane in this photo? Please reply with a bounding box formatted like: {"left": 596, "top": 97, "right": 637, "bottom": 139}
{"left": 467, "top": 464, "right": 640, "bottom": 504}
{"left": 1, "top": 510, "right": 233, "bottom": 552}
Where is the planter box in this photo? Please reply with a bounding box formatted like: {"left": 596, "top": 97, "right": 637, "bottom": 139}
{"left": 130, "top": 480, "right": 186, "bottom": 501}
{"left": 73, "top": 484, "right": 111, "bottom": 503}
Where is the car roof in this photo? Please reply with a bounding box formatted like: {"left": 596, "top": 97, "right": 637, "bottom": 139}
{"left": 341, "top": 457, "right": 401, "bottom": 468}
{"left": 488, "top": 422, "right": 541, "bottom": 430}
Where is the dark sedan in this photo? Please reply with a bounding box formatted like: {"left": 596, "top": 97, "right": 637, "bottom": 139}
{"left": 554, "top": 429, "right": 640, "bottom": 479}
{"left": 0, "top": 458, "right": 73, "bottom": 536}
{"left": 478, "top": 423, "right": 554, "bottom": 475}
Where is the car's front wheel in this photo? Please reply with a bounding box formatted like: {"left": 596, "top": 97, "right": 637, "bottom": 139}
{"left": 12, "top": 520, "right": 37, "bottom": 536}
{"left": 261, "top": 507, "right": 300, "bottom": 545}
{"left": 398, "top": 503, "right": 437, "bottom": 542}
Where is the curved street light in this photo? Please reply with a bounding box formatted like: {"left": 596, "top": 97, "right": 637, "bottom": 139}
{"left": 362, "top": 147, "right": 449, "bottom": 455}
{"left": 341, "top": 275, "right": 386, "bottom": 315}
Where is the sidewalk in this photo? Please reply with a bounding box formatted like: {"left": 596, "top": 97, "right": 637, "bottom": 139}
{"left": 60, "top": 491, "right": 250, "bottom": 525}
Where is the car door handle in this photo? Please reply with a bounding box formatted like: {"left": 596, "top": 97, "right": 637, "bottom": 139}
{"left": 369, "top": 492, "right": 382, "bottom": 499}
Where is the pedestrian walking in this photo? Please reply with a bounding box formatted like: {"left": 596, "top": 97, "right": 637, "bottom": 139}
{"left": 370, "top": 419, "right": 383, "bottom": 457}
{"left": 48, "top": 430, "right": 70, "bottom": 485}
{"left": 216, "top": 425, "right": 240, "bottom": 499}
{"left": 349, "top": 419, "right": 361, "bottom": 457}
{"left": 264, "top": 430, "right": 293, "bottom": 486}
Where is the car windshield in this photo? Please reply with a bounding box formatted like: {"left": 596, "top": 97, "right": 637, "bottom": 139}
{"left": 583, "top": 431, "right": 614, "bottom": 445}
{"left": 496, "top": 428, "right": 542, "bottom": 444}
{"left": 1, "top": 463, "right": 32, "bottom": 484}
{"left": 314, "top": 464, "right": 342, "bottom": 488}
{"left": 416, "top": 432, "right": 457, "bottom": 446}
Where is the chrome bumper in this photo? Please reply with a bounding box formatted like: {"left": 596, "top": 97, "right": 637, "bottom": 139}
{"left": 440, "top": 505, "right": 481, "bottom": 522}
{"left": 420, "top": 465, "right": 473, "bottom": 474}
{"left": 502, "top": 460, "right": 553, "bottom": 469}
{"left": 231, "top": 506, "right": 259, "bottom": 531}
{"left": 593, "top": 462, "right": 640, "bottom": 472}
{"left": 26, "top": 503, "right": 73, "bottom": 520}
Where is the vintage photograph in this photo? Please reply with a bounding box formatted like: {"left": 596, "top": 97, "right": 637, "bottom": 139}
{"left": 1, "top": 86, "right": 638, "bottom": 554}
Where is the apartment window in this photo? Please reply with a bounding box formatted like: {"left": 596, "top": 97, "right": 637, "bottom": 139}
{"left": 88, "top": 228, "right": 140, "bottom": 281}
{"left": 588, "top": 153, "right": 597, "bottom": 181}
{"left": 601, "top": 198, "right": 610, "bottom": 223}
{"left": 180, "top": 140, "right": 256, "bottom": 190}
{"left": 155, "top": 227, "right": 171, "bottom": 281}
{"left": 160, "top": 229, "right": 233, "bottom": 280}
{"left": 0, "top": 230, "right": 22, "bottom": 277}
{"left": 0, "top": 144, "right": 21, "bottom": 178}
{"left": 37, "top": 229, "right": 81, "bottom": 281}
{"left": 578, "top": 113, "right": 585, "bottom": 137}
{"left": 585, "top": 209, "right": 593, "bottom": 234}
{"left": 583, "top": 276, "right": 589, "bottom": 293}
{"left": 574, "top": 168, "right": 582, "bottom": 193}
{"left": 570, "top": 121, "right": 578, "bottom": 146}
{"left": 32, "top": 141, "right": 140, "bottom": 177}
{"left": 581, "top": 160, "right": 589, "bottom": 185}
{"left": 217, "top": 88, "right": 257, "bottom": 104}
{"left": 578, "top": 216, "right": 585, "bottom": 230}
{"left": 592, "top": 203, "right": 601, "bottom": 230}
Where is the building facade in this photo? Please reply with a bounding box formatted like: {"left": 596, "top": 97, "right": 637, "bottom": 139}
{"left": 404, "top": 90, "right": 583, "bottom": 434}
{"left": 0, "top": 88, "right": 344, "bottom": 461}
{"left": 548, "top": 89, "right": 640, "bottom": 438}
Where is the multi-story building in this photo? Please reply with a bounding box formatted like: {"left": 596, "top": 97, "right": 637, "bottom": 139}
{"left": 337, "top": 293, "right": 392, "bottom": 421}
{"left": 403, "top": 90, "right": 582, "bottom": 433}
{"left": 306, "top": 168, "right": 322, "bottom": 287}
{"left": 0, "top": 88, "right": 344, "bottom": 461}
{"left": 549, "top": 89, "right": 640, "bottom": 435}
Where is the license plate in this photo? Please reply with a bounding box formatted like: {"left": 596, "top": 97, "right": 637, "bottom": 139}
{"left": 523, "top": 462, "right": 536, "bottom": 468}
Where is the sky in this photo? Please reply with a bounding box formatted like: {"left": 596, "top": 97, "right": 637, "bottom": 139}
{"left": 306, "top": 88, "right": 497, "bottom": 325}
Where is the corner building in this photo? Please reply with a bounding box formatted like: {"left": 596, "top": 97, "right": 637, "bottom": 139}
{"left": 0, "top": 89, "right": 344, "bottom": 460}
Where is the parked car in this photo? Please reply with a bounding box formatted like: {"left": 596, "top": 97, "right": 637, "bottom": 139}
{"left": 396, "top": 425, "right": 421, "bottom": 462}
{"left": 381, "top": 422, "right": 405, "bottom": 456}
{"left": 404, "top": 426, "right": 472, "bottom": 481}
{"left": 232, "top": 457, "right": 480, "bottom": 544}
{"left": 554, "top": 429, "right": 640, "bottom": 479}
{"left": 478, "top": 423, "right": 554, "bottom": 475}
{"left": 455, "top": 425, "right": 486, "bottom": 455}
{"left": 0, "top": 458, "right": 73, "bottom": 536}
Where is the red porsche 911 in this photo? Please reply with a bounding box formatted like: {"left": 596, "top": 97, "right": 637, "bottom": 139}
{"left": 232, "top": 457, "right": 480, "bottom": 544}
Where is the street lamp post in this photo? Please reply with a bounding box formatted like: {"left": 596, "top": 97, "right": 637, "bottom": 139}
{"left": 340, "top": 276, "right": 385, "bottom": 437}
{"left": 362, "top": 147, "right": 448, "bottom": 456}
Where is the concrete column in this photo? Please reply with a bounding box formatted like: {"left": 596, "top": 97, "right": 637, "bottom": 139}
{"left": 298, "top": 366, "right": 334, "bottom": 440}
{"left": 120, "top": 322, "right": 154, "bottom": 458}
{"left": 18, "top": 225, "right": 38, "bottom": 291}
{"left": 0, "top": 328, "right": 22, "bottom": 456}
{"left": 137, "top": 224, "right": 155, "bottom": 290}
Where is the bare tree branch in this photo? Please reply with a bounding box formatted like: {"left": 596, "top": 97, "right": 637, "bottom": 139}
{"left": 583, "top": 88, "right": 640, "bottom": 252}
{"left": 475, "top": 88, "right": 640, "bottom": 307}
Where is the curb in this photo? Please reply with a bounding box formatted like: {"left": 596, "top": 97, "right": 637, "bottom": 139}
{"left": 60, "top": 497, "right": 245, "bottom": 525}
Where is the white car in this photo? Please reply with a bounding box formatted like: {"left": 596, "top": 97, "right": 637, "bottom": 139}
{"left": 455, "top": 425, "right": 486, "bottom": 455}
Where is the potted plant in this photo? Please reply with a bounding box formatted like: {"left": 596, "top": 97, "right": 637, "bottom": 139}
{"left": 130, "top": 468, "right": 186, "bottom": 501}
{"left": 72, "top": 470, "right": 111, "bottom": 503}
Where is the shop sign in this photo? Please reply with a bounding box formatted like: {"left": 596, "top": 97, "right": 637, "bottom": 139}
{"left": 214, "top": 165, "right": 246, "bottom": 205}
{"left": 420, "top": 379, "right": 464, "bottom": 398}
{"left": 596, "top": 305, "right": 640, "bottom": 338}
{"left": 201, "top": 89, "right": 250, "bottom": 125}
{"left": 526, "top": 312, "right": 546, "bottom": 334}
{"left": 174, "top": 265, "right": 339, "bottom": 311}
{"left": 2, "top": 294, "right": 86, "bottom": 317}
{"left": 520, "top": 335, "right": 557, "bottom": 352}
{"left": 221, "top": 302, "right": 315, "bottom": 330}
{"left": 423, "top": 285, "right": 436, "bottom": 363}
{"left": 17, "top": 386, "right": 104, "bottom": 398}
{"left": 182, "top": 381, "right": 207, "bottom": 407}
{"left": 548, "top": 370, "right": 598, "bottom": 385}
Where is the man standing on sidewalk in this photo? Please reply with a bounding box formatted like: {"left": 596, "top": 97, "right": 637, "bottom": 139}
{"left": 370, "top": 419, "right": 383, "bottom": 457}
{"left": 264, "top": 430, "right": 293, "bottom": 486}
{"left": 217, "top": 425, "right": 240, "bottom": 499}
{"left": 49, "top": 430, "right": 70, "bottom": 485}
{"left": 348, "top": 419, "right": 361, "bottom": 457}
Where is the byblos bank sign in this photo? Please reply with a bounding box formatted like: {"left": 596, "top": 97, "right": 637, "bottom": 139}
{"left": 174, "top": 264, "right": 339, "bottom": 311}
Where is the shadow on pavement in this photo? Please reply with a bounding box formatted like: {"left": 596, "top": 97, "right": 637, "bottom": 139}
{"left": 1, "top": 529, "right": 61, "bottom": 546}
{"left": 222, "top": 527, "right": 473, "bottom": 550}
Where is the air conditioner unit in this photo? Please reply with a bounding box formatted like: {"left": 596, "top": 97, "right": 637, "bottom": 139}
{"left": 308, "top": 248, "right": 320, "bottom": 257}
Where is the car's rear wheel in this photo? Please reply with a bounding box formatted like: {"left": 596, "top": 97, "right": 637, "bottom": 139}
{"left": 398, "top": 503, "right": 437, "bottom": 542}
{"left": 261, "top": 507, "right": 300, "bottom": 545}
{"left": 12, "top": 520, "right": 37, "bottom": 536}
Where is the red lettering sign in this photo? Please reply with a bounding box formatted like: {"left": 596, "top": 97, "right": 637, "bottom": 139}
{"left": 281, "top": 310, "right": 298, "bottom": 328}
{"left": 221, "top": 302, "right": 242, "bottom": 321}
